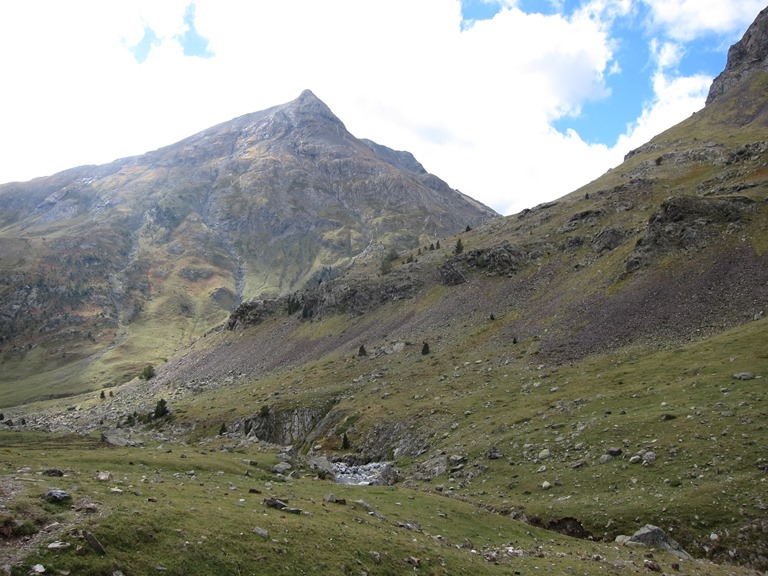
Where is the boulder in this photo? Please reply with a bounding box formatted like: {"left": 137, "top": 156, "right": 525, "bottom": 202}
{"left": 628, "top": 524, "right": 693, "bottom": 560}
{"left": 44, "top": 489, "right": 71, "bottom": 503}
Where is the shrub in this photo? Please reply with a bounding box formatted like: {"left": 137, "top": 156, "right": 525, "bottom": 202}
{"left": 153, "top": 399, "right": 169, "bottom": 419}
{"left": 140, "top": 364, "right": 155, "bottom": 380}
{"left": 454, "top": 238, "right": 464, "bottom": 255}
{"left": 421, "top": 342, "right": 430, "bottom": 355}
{"left": 358, "top": 344, "right": 367, "bottom": 357}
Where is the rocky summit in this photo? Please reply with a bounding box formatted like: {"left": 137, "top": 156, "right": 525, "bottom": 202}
{"left": 1, "top": 7, "right": 768, "bottom": 576}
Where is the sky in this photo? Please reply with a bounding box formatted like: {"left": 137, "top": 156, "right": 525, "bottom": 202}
{"left": 0, "top": 1, "right": 763, "bottom": 215}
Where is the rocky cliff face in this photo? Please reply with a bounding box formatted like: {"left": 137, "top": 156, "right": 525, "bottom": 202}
{"left": 706, "top": 6, "right": 768, "bottom": 105}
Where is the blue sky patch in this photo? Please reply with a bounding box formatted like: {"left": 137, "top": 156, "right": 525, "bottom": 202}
{"left": 460, "top": 0, "right": 503, "bottom": 29}
{"left": 176, "top": 3, "right": 213, "bottom": 58}
{"left": 128, "top": 26, "right": 160, "bottom": 64}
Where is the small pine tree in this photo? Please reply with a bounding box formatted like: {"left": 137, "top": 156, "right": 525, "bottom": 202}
{"left": 429, "top": 243, "right": 435, "bottom": 250}
{"left": 100, "top": 390, "right": 106, "bottom": 400}
{"left": 436, "top": 240, "right": 441, "bottom": 249}
{"left": 454, "top": 238, "right": 464, "bottom": 255}
{"left": 358, "top": 344, "right": 367, "bottom": 357}
{"left": 342, "top": 432, "right": 350, "bottom": 450}
{"left": 219, "top": 422, "right": 227, "bottom": 435}
{"left": 421, "top": 342, "right": 430, "bottom": 355}
{"left": 153, "top": 398, "right": 169, "bottom": 419}
{"left": 465, "top": 225, "right": 472, "bottom": 232}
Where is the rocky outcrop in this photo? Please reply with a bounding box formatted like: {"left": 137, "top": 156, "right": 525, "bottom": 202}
{"left": 625, "top": 195, "right": 754, "bottom": 272}
{"left": 707, "top": 6, "right": 768, "bottom": 105}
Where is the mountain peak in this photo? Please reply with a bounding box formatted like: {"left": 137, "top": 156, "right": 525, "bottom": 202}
{"left": 279, "top": 88, "right": 345, "bottom": 128}
{"left": 706, "top": 6, "right": 768, "bottom": 105}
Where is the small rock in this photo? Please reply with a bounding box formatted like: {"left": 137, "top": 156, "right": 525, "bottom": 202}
{"left": 541, "top": 481, "right": 552, "bottom": 490}
{"left": 599, "top": 454, "right": 613, "bottom": 464}
{"left": 487, "top": 447, "right": 504, "bottom": 459}
{"left": 538, "top": 449, "right": 551, "bottom": 460}
{"left": 96, "top": 472, "right": 112, "bottom": 482}
{"left": 643, "top": 559, "right": 662, "bottom": 572}
{"left": 30, "top": 565, "right": 46, "bottom": 574}
{"left": 733, "top": 372, "right": 754, "bottom": 380}
{"left": 607, "top": 447, "right": 623, "bottom": 457}
{"left": 83, "top": 531, "right": 106, "bottom": 555}
{"left": 252, "top": 527, "right": 269, "bottom": 539}
{"left": 44, "top": 489, "right": 71, "bottom": 503}
{"left": 629, "top": 455, "right": 642, "bottom": 464}
{"left": 272, "top": 462, "right": 292, "bottom": 475}
{"left": 43, "top": 469, "right": 64, "bottom": 477}
{"left": 47, "top": 541, "right": 70, "bottom": 550}
{"left": 642, "top": 451, "right": 657, "bottom": 465}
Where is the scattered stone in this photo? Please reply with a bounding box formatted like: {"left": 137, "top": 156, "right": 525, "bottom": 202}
{"left": 607, "top": 447, "right": 623, "bottom": 457}
{"left": 96, "top": 472, "right": 112, "bottom": 482}
{"left": 538, "top": 448, "right": 551, "bottom": 460}
{"left": 242, "top": 459, "right": 258, "bottom": 467}
{"left": 643, "top": 559, "right": 662, "bottom": 572}
{"left": 43, "top": 469, "right": 64, "bottom": 477}
{"left": 599, "top": 454, "right": 613, "bottom": 464}
{"left": 541, "top": 481, "right": 552, "bottom": 490}
{"left": 629, "top": 524, "right": 693, "bottom": 560}
{"left": 404, "top": 557, "right": 420, "bottom": 567}
{"left": 353, "top": 499, "right": 382, "bottom": 518}
{"left": 642, "top": 451, "right": 657, "bottom": 465}
{"left": 733, "top": 372, "right": 755, "bottom": 380}
{"left": 44, "top": 489, "right": 71, "bottom": 504}
{"left": 487, "top": 447, "right": 504, "bottom": 460}
{"left": 83, "top": 531, "right": 106, "bottom": 555}
{"left": 323, "top": 493, "right": 345, "bottom": 504}
{"left": 252, "top": 527, "right": 269, "bottom": 539}
{"left": 262, "top": 497, "right": 289, "bottom": 510}
{"left": 271, "top": 462, "right": 292, "bottom": 475}
{"left": 30, "top": 565, "right": 46, "bottom": 574}
{"left": 309, "top": 456, "right": 335, "bottom": 479}
{"left": 659, "top": 413, "right": 677, "bottom": 421}
{"left": 571, "top": 460, "right": 586, "bottom": 469}
{"left": 248, "top": 488, "right": 262, "bottom": 494}
{"left": 47, "top": 541, "right": 70, "bottom": 550}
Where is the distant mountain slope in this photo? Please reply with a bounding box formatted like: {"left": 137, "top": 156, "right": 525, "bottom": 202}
{"left": 0, "top": 90, "right": 496, "bottom": 401}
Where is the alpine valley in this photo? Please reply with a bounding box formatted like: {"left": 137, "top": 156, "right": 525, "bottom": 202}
{"left": 0, "top": 7, "right": 767, "bottom": 576}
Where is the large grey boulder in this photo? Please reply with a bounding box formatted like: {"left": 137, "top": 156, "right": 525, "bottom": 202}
{"left": 628, "top": 524, "right": 693, "bottom": 560}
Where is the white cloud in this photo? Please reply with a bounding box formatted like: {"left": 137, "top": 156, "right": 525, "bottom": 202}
{"left": 642, "top": 0, "right": 765, "bottom": 41}
{"left": 0, "top": 1, "right": 761, "bottom": 216}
